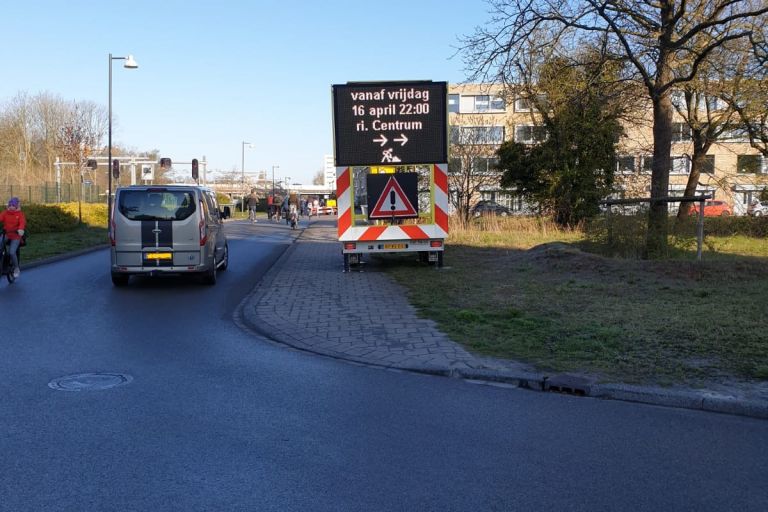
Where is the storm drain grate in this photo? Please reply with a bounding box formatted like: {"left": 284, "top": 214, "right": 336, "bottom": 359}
{"left": 543, "top": 375, "right": 593, "bottom": 396}
{"left": 48, "top": 373, "right": 133, "bottom": 392}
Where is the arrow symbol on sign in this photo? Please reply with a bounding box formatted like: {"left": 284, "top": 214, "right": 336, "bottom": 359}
{"left": 394, "top": 133, "right": 408, "bottom": 146}
{"left": 373, "top": 134, "right": 388, "bottom": 146}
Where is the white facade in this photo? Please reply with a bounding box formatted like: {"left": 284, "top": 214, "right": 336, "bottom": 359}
{"left": 323, "top": 154, "right": 336, "bottom": 189}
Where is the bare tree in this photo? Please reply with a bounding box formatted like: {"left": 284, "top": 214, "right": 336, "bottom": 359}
{"left": 461, "top": 0, "right": 768, "bottom": 257}
{"left": 449, "top": 115, "right": 508, "bottom": 222}
{"left": 722, "top": 33, "right": 768, "bottom": 156}
{"left": 312, "top": 169, "right": 324, "bottom": 185}
{"left": 0, "top": 93, "right": 108, "bottom": 193}
{"left": 57, "top": 100, "right": 108, "bottom": 188}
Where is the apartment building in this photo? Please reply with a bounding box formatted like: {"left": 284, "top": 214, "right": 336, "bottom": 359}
{"left": 448, "top": 84, "right": 768, "bottom": 215}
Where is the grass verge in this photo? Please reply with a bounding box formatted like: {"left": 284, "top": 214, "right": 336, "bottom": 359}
{"left": 23, "top": 225, "right": 108, "bottom": 263}
{"left": 385, "top": 216, "right": 768, "bottom": 385}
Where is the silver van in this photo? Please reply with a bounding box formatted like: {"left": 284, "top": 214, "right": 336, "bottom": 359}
{"left": 110, "top": 185, "right": 229, "bottom": 286}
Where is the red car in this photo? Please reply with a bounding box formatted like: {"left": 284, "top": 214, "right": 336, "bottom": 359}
{"left": 690, "top": 200, "right": 732, "bottom": 217}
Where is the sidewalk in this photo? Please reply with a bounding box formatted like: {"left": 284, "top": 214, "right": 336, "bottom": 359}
{"left": 237, "top": 217, "right": 768, "bottom": 419}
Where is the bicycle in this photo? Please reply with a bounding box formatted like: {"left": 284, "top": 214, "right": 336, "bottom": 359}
{"left": 0, "top": 230, "right": 21, "bottom": 284}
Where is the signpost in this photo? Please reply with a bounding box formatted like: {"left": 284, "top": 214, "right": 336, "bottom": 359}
{"left": 332, "top": 81, "right": 447, "bottom": 166}
{"left": 332, "top": 80, "right": 449, "bottom": 271}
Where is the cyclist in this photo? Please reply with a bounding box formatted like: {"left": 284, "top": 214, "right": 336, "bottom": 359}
{"left": 0, "top": 197, "right": 26, "bottom": 279}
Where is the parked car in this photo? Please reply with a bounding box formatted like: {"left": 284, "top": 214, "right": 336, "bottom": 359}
{"left": 747, "top": 200, "right": 768, "bottom": 217}
{"left": 690, "top": 200, "right": 732, "bottom": 217}
{"left": 471, "top": 201, "right": 511, "bottom": 217}
{"left": 110, "top": 185, "right": 229, "bottom": 286}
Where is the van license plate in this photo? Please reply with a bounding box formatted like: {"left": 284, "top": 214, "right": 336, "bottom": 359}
{"left": 384, "top": 243, "right": 406, "bottom": 249}
{"left": 145, "top": 252, "right": 172, "bottom": 260}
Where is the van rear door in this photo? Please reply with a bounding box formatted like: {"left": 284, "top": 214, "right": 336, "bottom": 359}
{"left": 113, "top": 188, "right": 201, "bottom": 267}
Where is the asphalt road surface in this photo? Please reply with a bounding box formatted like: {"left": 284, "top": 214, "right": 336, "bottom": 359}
{"left": 1, "top": 221, "right": 767, "bottom": 511}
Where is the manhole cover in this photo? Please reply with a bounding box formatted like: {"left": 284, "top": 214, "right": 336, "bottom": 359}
{"left": 48, "top": 373, "right": 133, "bottom": 391}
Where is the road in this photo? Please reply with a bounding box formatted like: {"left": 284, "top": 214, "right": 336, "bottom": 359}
{"left": 1, "top": 220, "right": 767, "bottom": 511}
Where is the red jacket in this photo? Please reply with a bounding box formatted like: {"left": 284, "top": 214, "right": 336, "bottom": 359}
{"left": 0, "top": 209, "right": 27, "bottom": 240}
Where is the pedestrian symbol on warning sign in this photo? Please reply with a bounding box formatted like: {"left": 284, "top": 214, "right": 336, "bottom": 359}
{"left": 368, "top": 174, "right": 419, "bottom": 219}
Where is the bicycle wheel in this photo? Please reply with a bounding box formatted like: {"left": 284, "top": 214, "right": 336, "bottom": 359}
{"left": 3, "top": 253, "right": 14, "bottom": 284}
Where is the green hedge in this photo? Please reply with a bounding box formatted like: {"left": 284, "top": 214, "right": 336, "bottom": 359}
{"left": 2, "top": 202, "right": 107, "bottom": 234}
{"left": 583, "top": 214, "right": 768, "bottom": 258}
{"left": 699, "top": 215, "right": 768, "bottom": 237}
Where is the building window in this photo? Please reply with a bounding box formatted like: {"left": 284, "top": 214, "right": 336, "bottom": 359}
{"left": 671, "top": 91, "right": 686, "bottom": 110}
{"left": 461, "top": 94, "right": 505, "bottom": 113}
{"left": 737, "top": 154, "right": 766, "bottom": 174}
{"left": 720, "top": 125, "right": 749, "bottom": 142}
{"left": 672, "top": 123, "right": 692, "bottom": 142}
{"left": 451, "top": 126, "right": 505, "bottom": 145}
{"left": 670, "top": 155, "right": 690, "bottom": 175}
{"left": 641, "top": 156, "right": 653, "bottom": 173}
{"left": 514, "top": 124, "right": 547, "bottom": 144}
{"left": 617, "top": 156, "right": 636, "bottom": 174}
{"left": 514, "top": 97, "right": 532, "bottom": 112}
{"left": 490, "top": 96, "right": 505, "bottom": 110}
{"left": 448, "top": 157, "right": 462, "bottom": 174}
{"left": 700, "top": 155, "right": 715, "bottom": 174}
{"left": 472, "top": 157, "right": 499, "bottom": 175}
{"left": 448, "top": 94, "right": 460, "bottom": 114}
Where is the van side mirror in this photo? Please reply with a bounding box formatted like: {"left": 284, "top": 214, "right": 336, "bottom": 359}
{"left": 221, "top": 206, "right": 231, "bottom": 219}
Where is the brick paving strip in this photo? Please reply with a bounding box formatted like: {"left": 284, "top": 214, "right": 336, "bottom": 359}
{"left": 236, "top": 218, "right": 768, "bottom": 419}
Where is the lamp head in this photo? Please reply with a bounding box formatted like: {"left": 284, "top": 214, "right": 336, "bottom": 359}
{"left": 123, "top": 55, "right": 139, "bottom": 69}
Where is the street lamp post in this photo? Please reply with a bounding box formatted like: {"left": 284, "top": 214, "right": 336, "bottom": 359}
{"left": 108, "top": 53, "right": 138, "bottom": 225}
{"left": 271, "top": 165, "right": 279, "bottom": 200}
{"left": 241, "top": 141, "right": 252, "bottom": 212}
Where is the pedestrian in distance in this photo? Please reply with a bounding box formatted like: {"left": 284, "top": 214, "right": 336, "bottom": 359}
{"left": 0, "top": 197, "right": 27, "bottom": 279}
{"left": 246, "top": 188, "right": 259, "bottom": 222}
{"left": 282, "top": 195, "right": 291, "bottom": 225}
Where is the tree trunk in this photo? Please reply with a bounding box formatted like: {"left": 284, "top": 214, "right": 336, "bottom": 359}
{"left": 646, "top": 96, "right": 673, "bottom": 258}
{"left": 677, "top": 139, "right": 711, "bottom": 218}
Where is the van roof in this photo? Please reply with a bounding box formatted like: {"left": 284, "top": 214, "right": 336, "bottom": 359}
{"left": 116, "top": 184, "right": 212, "bottom": 192}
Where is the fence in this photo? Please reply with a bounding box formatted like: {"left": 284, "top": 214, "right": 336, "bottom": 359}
{"left": 601, "top": 194, "right": 711, "bottom": 260}
{"left": 0, "top": 183, "right": 104, "bottom": 205}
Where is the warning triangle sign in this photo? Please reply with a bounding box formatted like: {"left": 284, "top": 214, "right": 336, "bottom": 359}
{"left": 370, "top": 176, "right": 418, "bottom": 219}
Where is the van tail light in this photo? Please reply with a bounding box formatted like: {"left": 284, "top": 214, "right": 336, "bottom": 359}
{"left": 430, "top": 240, "right": 443, "bottom": 248}
{"left": 199, "top": 201, "right": 207, "bottom": 246}
{"left": 344, "top": 242, "right": 356, "bottom": 250}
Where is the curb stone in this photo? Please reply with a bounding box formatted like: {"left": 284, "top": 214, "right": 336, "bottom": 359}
{"left": 236, "top": 218, "right": 768, "bottom": 421}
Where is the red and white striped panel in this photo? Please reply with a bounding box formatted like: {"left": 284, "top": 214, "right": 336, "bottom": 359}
{"left": 337, "top": 165, "right": 449, "bottom": 242}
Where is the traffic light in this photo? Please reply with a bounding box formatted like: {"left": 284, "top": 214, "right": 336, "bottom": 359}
{"left": 160, "top": 157, "right": 172, "bottom": 169}
{"left": 191, "top": 158, "right": 199, "bottom": 180}
{"left": 86, "top": 159, "right": 98, "bottom": 170}
{"left": 111, "top": 159, "right": 120, "bottom": 179}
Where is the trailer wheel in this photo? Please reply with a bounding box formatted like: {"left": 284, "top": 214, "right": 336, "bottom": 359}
{"left": 437, "top": 251, "right": 444, "bottom": 268}
{"left": 343, "top": 253, "right": 350, "bottom": 272}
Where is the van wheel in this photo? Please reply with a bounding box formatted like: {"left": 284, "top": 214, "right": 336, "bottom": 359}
{"left": 111, "top": 273, "right": 129, "bottom": 286}
{"left": 219, "top": 244, "right": 229, "bottom": 271}
{"left": 202, "top": 264, "right": 217, "bottom": 285}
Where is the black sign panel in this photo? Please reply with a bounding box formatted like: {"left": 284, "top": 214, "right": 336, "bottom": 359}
{"left": 366, "top": 173, "right": 419, "bottom": 220}
{"left": 333, "top": 81, "right": 447, "bottom": 166}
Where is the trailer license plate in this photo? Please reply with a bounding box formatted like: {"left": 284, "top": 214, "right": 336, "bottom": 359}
{"left": 145, "top": 252, "right": 172, "bottom": 260}
{"left": 384, "top": 243, "right": 406, "bottom": 249}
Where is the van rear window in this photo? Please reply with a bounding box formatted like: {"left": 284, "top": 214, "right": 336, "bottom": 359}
{"left": 118, "top": 190, "right": 196, "bottom": 221}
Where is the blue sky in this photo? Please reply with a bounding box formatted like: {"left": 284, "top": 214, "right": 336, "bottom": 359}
{"left": 1, "top": 0, "right": 491, "bottom": 185}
